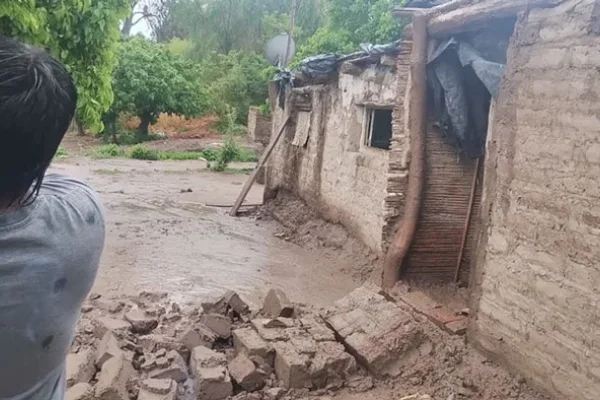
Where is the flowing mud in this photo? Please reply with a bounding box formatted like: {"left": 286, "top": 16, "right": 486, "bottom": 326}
{"left": 50, "top": 157, "right": 365, "bottom": 309}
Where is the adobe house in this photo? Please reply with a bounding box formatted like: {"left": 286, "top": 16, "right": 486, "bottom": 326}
{"left": 265, "top": 0, "right": 600, "bottom": 398}
{"left": 264, "top": 47, "right": 409, "bottom": 253}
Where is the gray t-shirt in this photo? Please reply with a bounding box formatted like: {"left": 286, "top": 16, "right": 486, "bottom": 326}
{"left": 0, "top": 174, "right": 104, "bottom": 400}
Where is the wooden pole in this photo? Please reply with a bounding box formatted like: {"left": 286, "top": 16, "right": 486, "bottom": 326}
{"left": 230, "top": 115, "right": 291, "bottom": 217}
{"left": 454, "top": 157, "right": 481, "bottom": 283}
{"left": 382, "top": 12, "right": 429, "bottom": 289}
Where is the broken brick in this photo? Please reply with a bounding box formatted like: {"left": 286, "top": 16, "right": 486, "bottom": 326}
{"left": 189, "top": 346, "right": 233, "bottom": 400}
{"left": 137, "top": 379, "right": 177, "bottom": 400}
{"left": 223, "top": 290, "right": 250, "bottom": 315}
{"left": 96, "top": 332, "right": 123, "bottom": 368}
{"left": 250, "top": 319, "right": 289, "bottom": 342}
{"left": 180, "top": 326, "right": 217, "bottom": 352}
{"left": 309, "top": 341, "right": 356, "bottom": 389}
{"left": 272, "top": 342, "right": 311, "bottom": 389}
{"left": 125, "top": 309, "right": 159, "bottom": 334}
{"left": 232, "top": 327, "right": 274, "bottom": 365}
{"left": 66, "top": 349, "right": 96, "bottom": 388}
{"left": 92, "top": 317, "right": 132, "bottom": 339}
{"left": 201, "top": 314, "right": 232, "bottom": 339}
{"left": 228, "top": 353, "right": 267, "bottom": 392}
{"left": 323, "top": 285, "right": 425, "bottom": 378}
{"left": 262, "top": 289, "right": 294, "bottom": 318}
{"left": 95, "top": 355, "right": 135, "bottom": 400}
{"left": 149, "top": 350, "right": 188, "bottom": 383}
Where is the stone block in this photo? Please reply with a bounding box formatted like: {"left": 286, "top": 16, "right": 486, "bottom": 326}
{"left": 309, "top": 342, "right": 356, "bottom": 389}
{"left": 232, "top": 327, "right": 274, "bottom": 365}
{"left": 324, "top": 285, "right": 425, "bottom": 377}
{"left": 272, "top": 342, "right": 311, "bottom": 389}
{"left": 201, "top": 314, "right": 232, "bottom": 339}
{"left": 66, "top": 349, "right": 96, "bottom": 387}
{"left": 96, "top": 332, "right": 123, "bottom": 368}
{"left": 190, "top": 346, "right": 232, "bottom": 400}
{"left": 66, "top": 383, "right": 93, "bottom": 400}
{"left": 194, "top": 366, "right": 233, "bottom": 400}
{"left": 92, "top": 317, "right": 132, "bottom": 339}
{"left": 180, "top": 326, "right": 217, "bottom": 351}
{"left": 149, "top": 350, "right": 188, "bottom": 383}
{"left": 125, "top": 309, "right": 159, "bottom": 334}
{"left": 250, "top": 319, "right": 289, "bottom": 342}
{"left": 223, "top": 290, "right": 250, "bottom": 315}
{"left": 262, "top": 289, "right": 294, "bottom": 318}
{"left": 95, "top": 355, "right": 134, "bottom": 400}
{"left": 137, "top": 379, "right": 177, "bottom": 400}
{"left": 228, "top": 353, "right": 267, "bottom": 392}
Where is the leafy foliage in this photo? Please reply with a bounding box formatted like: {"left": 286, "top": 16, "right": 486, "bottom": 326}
{"left": 110, "top": 37, "right": 204, "bottom": 135}
{"left": 1, "top": 0, "right": 131, "bottom": 132}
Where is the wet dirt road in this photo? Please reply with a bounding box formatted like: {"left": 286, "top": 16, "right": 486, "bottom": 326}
{"left": 51, "top": 157, "right": 359, "bottom": 309}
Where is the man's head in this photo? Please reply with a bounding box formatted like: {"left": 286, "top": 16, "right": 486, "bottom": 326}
{"left": 0, "top": 36, "right": 77, "bottom": 207}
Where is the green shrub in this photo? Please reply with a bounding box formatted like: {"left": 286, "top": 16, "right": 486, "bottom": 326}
{"left": 212, "top": 136, "right": 240, "bottom": 172}
{"left": 54, "top": 146, "right": 68, "bottom": 159}
{"left": 200, "top": 148, "right": 219, "bottom": 161}
{"left": 130, "top": 145, "right": 159, "bottom": 160}
{"left": 89, "top": 144, "right": 124, "bottom": 158}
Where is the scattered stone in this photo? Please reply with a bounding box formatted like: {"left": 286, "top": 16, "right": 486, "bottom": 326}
{"left": 155, "top": 348, "right": 167, "bottom": 358}
{"left": 400, "top": 396, "right": 432, "bottom": 400}
{"left": 233, "top": 327, "right": 274, "bottom": 365}
{"left": 262, "top": 289, "right": 294, "bottom": 318}
{"left": 228, "top": 353, "right": 268, "bottom": 392}
{"left": 223, "top": 290, "right": 250, "bottom": 315}
{"left": 109, "top": 302, "right": 126, "bottom": 314}
{"left": 149, "top": 350, "right": 188, "bottom": 383}
{"left": 95, "top": 355, "right": 135, "bottom": 400}
{"left": 156, "top": 357, "right": 169, "bottom": 368}
{"left": 263, "top": 387, "right": 285, "bottom": 400}
{"left": 299, "top": 316, "right": 335, "bottom": 342}
{"left": 180, "top": 327, "right": 217, "bottom": 351}
{"left": 272, "top": 342, "right": 311, "bottom": 389}
{"left": 309, "top": 341, "right": 356, "bottom": 389}
{"left": 324, "top": 284, "right": 425, "bottom": 377}
{"left": 251, "top": 319, "right": 289, "bottom": 342}
{"left": 138, "top": 379, "right": 177, "bottom": 400}
{"left": 89, "top": 293, "right": 101, "bottom": 301}
{"left": 202, "top": 314, "right": 232, "bottom": 339}
{"left": 264, "top": 318, "right": 295, "bottom": 329}
{"left": 66, "top": 383, "right": 93, "bottom": 400}
{"left": 81, "top": 305, "right": 93, "bottom": 314}
{"left": 126, "top": 309, "right": 159, "bottom": 335}
{"left": 66, "top": 349, "right": 96, "bottom": 388}
{"left": 346, "top": 376, "right": 374, "bottom": 393}
{"left": 96, "top": 332, "right": 123, "bottom": 368}
{"left": 190, "top": 346, "right": 232, "bottom": 400}
{"left": 93, "top": 317, "right": 132, "bottom": 339}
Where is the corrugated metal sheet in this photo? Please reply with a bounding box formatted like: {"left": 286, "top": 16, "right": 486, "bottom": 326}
{"left": 404, "top": 125, "right": 482, "bottom": 284}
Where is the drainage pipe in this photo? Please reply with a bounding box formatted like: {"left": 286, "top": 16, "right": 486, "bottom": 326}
{"left": 382, "top": 12, "right": 429, "bottom": 289}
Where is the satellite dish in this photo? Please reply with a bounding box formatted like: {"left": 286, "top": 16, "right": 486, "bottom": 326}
{"left": 265, "top": 33, "right": 296, "bottom": 67}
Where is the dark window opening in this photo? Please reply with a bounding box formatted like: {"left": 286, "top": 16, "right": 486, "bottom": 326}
{"left": 366, "top": 109, "right": 393, "bottom": 150}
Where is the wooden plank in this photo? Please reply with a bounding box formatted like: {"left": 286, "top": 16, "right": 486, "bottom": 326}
{"left": 229, "top": 115, "right": 291, "bottom": 217}
{"left": 427, "top": 0, "right": 563, "bottom": 38}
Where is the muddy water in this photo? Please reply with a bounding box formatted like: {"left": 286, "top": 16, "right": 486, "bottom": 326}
{"left": 50, "top": 158, "right": 359, "bottom": 309}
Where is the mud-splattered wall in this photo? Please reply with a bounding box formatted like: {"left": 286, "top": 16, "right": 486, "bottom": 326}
{"left": 471, "top": 1, "right": 600, "bottom": 399}
{"left": 265, "top": 59, "right": 405, "bottom": 253}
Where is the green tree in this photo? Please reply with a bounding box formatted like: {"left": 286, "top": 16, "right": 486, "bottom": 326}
{"left": 0, "top": 0, "right": 130, "bottom": 132}
{"left": 110, "top": 37, "right": 204, "bottom": 135}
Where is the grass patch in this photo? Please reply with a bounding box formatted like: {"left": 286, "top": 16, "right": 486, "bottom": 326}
{"left": 130, "top": 145, "right": 159, "bottom": 160}
{"left": 54, "top": 146, "right": 68, "bottom": 159}
{"left": 88, "top": 144, "right": 124, "bottom": 159}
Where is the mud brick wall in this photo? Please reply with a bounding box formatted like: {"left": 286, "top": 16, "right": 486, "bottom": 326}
{"left": 247, "top": 107, "right": 272, "bottom": 147}
{"left": 471, "top": 1, "right": 600, "bottom": 399}
{"left": 265, "top": 61, "right": 405, "bottom": 253}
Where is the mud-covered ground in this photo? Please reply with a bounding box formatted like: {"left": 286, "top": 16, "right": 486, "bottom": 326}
{"left": 50, "top": 154, "right": 369, "bottom": 310}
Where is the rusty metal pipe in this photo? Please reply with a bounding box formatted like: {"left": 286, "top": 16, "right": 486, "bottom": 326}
{"left": 382, "top": 12, "right": 429, "bottom": 289}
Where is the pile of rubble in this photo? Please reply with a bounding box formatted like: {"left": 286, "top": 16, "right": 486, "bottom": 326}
{"left": 68, "top": 284, "right": 546, "bottom": 400}
{"left": 68, "top": 286, "right": 379, "bottom": 400}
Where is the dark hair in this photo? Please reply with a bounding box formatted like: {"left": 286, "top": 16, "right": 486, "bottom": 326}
{"left": 0, "top": 36, "right": 77, "bottom": 207}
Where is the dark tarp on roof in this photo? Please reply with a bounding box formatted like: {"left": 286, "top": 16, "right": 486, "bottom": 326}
{"left": 426, "top": 19, "right": 514, "bottom": 158}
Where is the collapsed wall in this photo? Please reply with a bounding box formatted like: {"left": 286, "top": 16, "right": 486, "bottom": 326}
{"left": 471, "top": 1, "right": 600, "bottom": 398}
